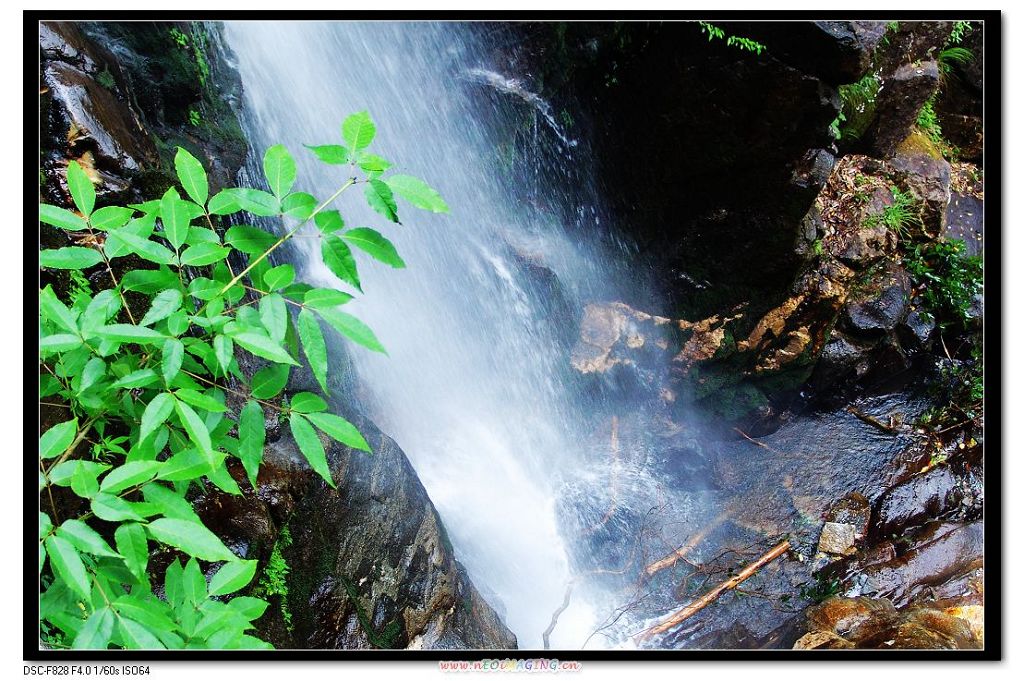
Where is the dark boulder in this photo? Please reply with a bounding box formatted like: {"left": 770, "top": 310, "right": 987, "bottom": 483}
{"left": 944, "top": 192, "right": 984, "bottom": 256}
{"left": 869, "top": 61, "right": 941, "bottom": 158}
{"left": 841, "top": 264, "right": 912, "bottom": 338}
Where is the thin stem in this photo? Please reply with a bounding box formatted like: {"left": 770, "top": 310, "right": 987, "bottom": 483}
{"left": 210, "top": 178, "right": 355, "bottom": 303}
{"left": 45, "top": 415, "right": 99, "bottom": 473}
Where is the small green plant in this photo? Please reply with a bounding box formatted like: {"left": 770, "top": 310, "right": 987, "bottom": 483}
{"left": 38, "top": 111, "right": 448, "bottom": 649}
{"left": 949, "top": 20, "right": 973, "bottom": 45}
{"left": 831, "top": 73, "right": 881, "bottom": 141}
{"left": 697, "top": 22, "right": 766, "bottom": 56}
{"left": 902, "top": 238, "right": 983, "bottom": 328}
{"left": 800, "top": 574, "right": 841, "bottom": 603}
{"left": 97, "top": 69, "right": 116, "bottom": 90}
{"left": 865, "top": 185, "right": 923, "bottom": 239}
{"left": 187, "top": 108, "right": 202, "bottom": 127}
{"left": 253, "top": 525, "right": 293, "bottom": 631}
{"left": 168, "top": 27, "right": 189, "bottom": 48}
{"left": 938, "top": 46, "right": 974, "bottom": 75}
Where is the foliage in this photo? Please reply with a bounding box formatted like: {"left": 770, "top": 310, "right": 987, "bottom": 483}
{"left": 902, "top": 238, "right": 983, "bottom": 329}
{"left": 252, "top": 525, "right": 292, "bottom": 631}
{"left": 187, "top": 109, "right": 202, "bottom": 127}
{"left": 948, "top": 20, "right": 974, "bottom": 45}
{"left": 864, "top": 185, "right": 923, "bottom": 239}
{"left": 938, "top": 46, "right": 974, "bottom": 75}
{"left": 37, "top": 111, "right": 447, "bottom": 649}
{"left": 830, "top": 73, "right": 880, "bottom": 141}
{"left": 697, "top": 22, "right": 767, "bottom": 56}
{"left": 799, "top": 574, "right": 841, "bottom": 604}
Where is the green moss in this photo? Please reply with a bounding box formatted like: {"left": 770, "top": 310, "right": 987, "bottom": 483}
{"left": 97, "top": 68, "right": 116, "bottom": 90}
{"left": 337, "top": 574, "right": 405, "bottom": 648}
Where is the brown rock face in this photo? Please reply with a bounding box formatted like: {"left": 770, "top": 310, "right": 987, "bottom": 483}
{"left": 869, "top": 61, "right": 941, "bottom": 158}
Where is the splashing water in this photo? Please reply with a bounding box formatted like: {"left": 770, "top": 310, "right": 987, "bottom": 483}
{"left": 224, "top": 21, "right": 660, "bottom": 648}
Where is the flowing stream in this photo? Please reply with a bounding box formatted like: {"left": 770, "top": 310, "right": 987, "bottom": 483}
{"left": 224, "top": 21, "right": 664, "bottom": 648}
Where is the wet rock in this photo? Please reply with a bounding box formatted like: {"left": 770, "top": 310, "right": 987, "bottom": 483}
{"left": 944, "top": 192, "right": 984, "bottom": 256}
{"left": 818, "top": 522, "right": 859, "bottom": 557}
{"left": 735, "top": 21, "right": 887, "bottom": 86}
{"left": 841, "top": 264, "right": 911, "bottom": 337}
{"left": 890, "top": 130, "right": 952, "bottom": 236}
{"left": 827, "top": 492, "right": 872, "bottom": 536}
{"left": 197, "top": 411, "right": 516, "bottom": 650}
{"left": 797, "top": 596, "right": 980, "bottom": 649}
{"left": 570, "top": 301, "right": 677, "bottom": 378}
{"left": 847, "top": 520, "right": 984, "bottom": 607}
{"left": 835, "top": 191, "right": 897, "bottom": 268}
{"left": 872, "top": 454, "right": 984, "bottom": 538}
{"left": 898, "top": 309, "right": 937, "bottom": 350}
{"left": 869, "top": 61, "right": 940, "bottom": 158}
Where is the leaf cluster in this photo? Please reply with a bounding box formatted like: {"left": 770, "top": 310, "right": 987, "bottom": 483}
{"left": 38, "top": 111, "right": 448, "bottom": 649}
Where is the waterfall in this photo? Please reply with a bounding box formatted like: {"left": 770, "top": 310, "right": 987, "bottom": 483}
{"left": 224, "top": 21, "right": 653, "bottom": 649}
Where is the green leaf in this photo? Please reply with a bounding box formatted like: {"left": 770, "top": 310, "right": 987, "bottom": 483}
{"left": 80, "top": 289, "right": 121, "bottom": 332}
{"left": 237, "top": 400, "right": 265, "bottom": 487}
{"left": 96, "top": 324, "right": 166, "bottom": 345}
{"left": 140, "top": 289, "right": 183, "bottom": 327}
{"left": 40, "top": 512, "right": 53, "bottom": 539}
{"left": 92, "top": 493, "right": 145, "bottom": 522}
{"left": 79, "top": 357, "right": 106, "bottom": 392}
{"left": 289, "top": 413, "right": 334, "bottom": 486}
{"left": 115, "top": 523, "right": 149, "bottom": 582}
{"left": 290, "top": 392, "right": 328, "bottom": 414}
{"left": 258, "top": 293, "right": 288, "bottom": 345}
{"left": 146, "top": 518, "right": 238, "bottom": 562}
{"left": 342, "top": 111, "right": 376, "bottom": 151}
{"left": 342, "top": 227, "right": 406, "bottom": 268}
{"left": 303, "top": 288, "right": 353, "bottom": 309}
{"left": 364, "top": 179, "right": 399, "bottom": 223}
{"left": 111, "top": 368, "right": 159, "bottom": 389}
{"left": 281, "top": 191, "right": 317, "bottom": 220}
{"left": 57, "top": 519, "right": 119, "bottom": 558}
{"left": 117, "top": 617, "right": 166, "bottom": 649}
{"left": 175, "top": 388, "right": 227, "bottom": 413}
{"left": 141, "top": 483, "right": 202, "bottom": 523}
{"left": 316, "top": 308, "right": 386, "bottom": 353}
{"left": 67, "top": 160, "right": 96, "bottom": 216}
{"left": 40, "top": 246, "right": 103, "bottom": 269}
{"left": 229, "top": 330, "right": 298, "bottom": 365}
{"left": 386, "top": 174, "right": 449, "bottom": 213}
{"left": 100, "top": 461, "right": 163, "bottom": 495}
{"left": 180, "top": 243, "right": 231, "bottom": 266}
{"left": 156, "top": 448, "right": 213, "bottom": 482}
{"left": 305, "top": 411, "right": 371, "bottom": 452}
{"left": 73, "top": 606, "right": 114, "bottom": 649}
{"left": 48, "top": 460, "right": 110, "bottom": 487}
{"left": 263, "top": 144, "right": 297, "bottom": 198}
{"left": 250, "top": 364, "right": 289, "bottom": 399}
{"left": 71, "top": 461, "right": 103, "bottom": 498}
{"left": 224, "top": 225, "right": 278, "bottom": 254}
{"left": 91, "top": 205, "right": 136, "bottom": 231}
{"left": 174, "top": 147, "right": 209, "bottom": 206}
{"left": 305, "top": 144, "right": 349, "bottom": 164}
{"left": 40, "top": 418, "right": 79, "bottom": 459}
{"left": 122, "top": 267, "right": 179, "bottom": 294}
{"left": 39, "top": 203, "right": 86, "bottom": 231}
{"left": 174, "top": 398, "right": 214, "bottom": 461}
{"left": 297, "top": 309, "right": 329, "bottom": 394}
{"left": 228, "top": 596, "right": 269, "bottom": 621}
{"left": 357, "top": 153, "right": 391, "bottom": 173}
{"left": 40, "top": 334, "right": 79, "bottom": 356}
{"left": 213, "top": 334, "right": 233, "bottom": 374}
{"left": 162, "top": 338, "right": 184, "bottom": 384}
{"left": 40, "top": 285, "right": 79, "bottom": 333}
{"left": 314, "top": 209, "right": 344, "bottom": 233}
{"left": 140, "top": 393, "right": 175, "bottom": 443}
{"left": 45, "top": 535, "right": 91, "bottom": 601}
{"left": 209, "top": 559, "right": 259, "bottom": 597}
{"left": 224, "top": 188, "right": 280, "bottom": 217}
{"left": 208, "top": 189, "right": 243, "bottom": 216}
{"left": 321, "top": 234, "right": 361, "bottom": 291}
{"left": 160, "top": 192, "right": 193, "bottom": 250}
{"left": 263, "top": 264, "right": 295, "bottom": 291}
{"left": 105, "top": 228, "right": 176, "bottom": 265}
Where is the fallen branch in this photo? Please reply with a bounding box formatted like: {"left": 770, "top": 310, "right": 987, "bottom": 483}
{"left": 845, "top": 406, "right": 896, "bottom": 433}
{"left": 643, "top": 507, "right": 733, "bottom": 579}
{"left": 634, "top": 539, "right": 791, "bottom": 643}
{"left": 542, "top": 581, "right": 575, "bottom": 649}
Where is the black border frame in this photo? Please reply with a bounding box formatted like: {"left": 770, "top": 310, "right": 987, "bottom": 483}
{"left": 24, "top": 8, "right": 1003, "bottom": 663}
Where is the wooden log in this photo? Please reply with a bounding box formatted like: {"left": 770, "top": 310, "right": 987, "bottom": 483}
{"left": 635, "top": 539, "right": 791, "bottom": 643}
{"left": 643, "top": 507, "right": 733, "bottom": 578}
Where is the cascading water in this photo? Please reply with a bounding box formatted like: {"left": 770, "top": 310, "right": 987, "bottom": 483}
{"left": 223, "top": 21, "right": 676, "bottom": 648}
